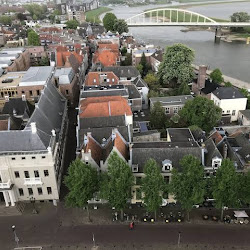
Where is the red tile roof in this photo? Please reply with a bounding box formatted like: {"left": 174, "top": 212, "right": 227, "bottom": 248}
{"left": 93, "top": 50, "right": 118, "bottom": 67}
{"left": 57, "top": 51, "right": 83, "bottom": 67}
{"left": 209, "top": 131, "right": 223, "bottom": 145}
{"left": 79, "top": 96, "right": 132, "bottom": 118}
{"left": 114, "top": 131, "right": 128, "bottom": 160}
{"left": 98, "top": 43, "right": 119, "bottom": 53}
{"left": 85, "top": 72, "right": 119, "bottom": 86}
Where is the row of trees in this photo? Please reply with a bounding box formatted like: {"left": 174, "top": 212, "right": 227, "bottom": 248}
{"left": 150, "top": 96, "right": 222, "bottom": 133}
{"left": 64, "top": 153, "right": 250, "bottom": 222}
{"left": 103, "top": 13, "right": 128, "bottom": 34}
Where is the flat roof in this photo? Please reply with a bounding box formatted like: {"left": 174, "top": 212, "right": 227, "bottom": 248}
{"left": 167, "top": 128, "right": 196, "bottom": 143}
{"left": 150, "top": 95, "right": 193, "bottom": 106}
{"left": 19, "top": 66, "right": 54, "bottom": 86}
{"left": 0, "top": 71, "right": 26, "bottom": 88}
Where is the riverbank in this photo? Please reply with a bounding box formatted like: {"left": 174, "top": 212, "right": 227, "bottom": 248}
{"left": 85, "top": 7, "right": 112, "bottom": 23}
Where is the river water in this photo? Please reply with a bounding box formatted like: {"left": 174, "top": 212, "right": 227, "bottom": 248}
{"left": 109, "top": 2, "right": 250, "bottom": 82}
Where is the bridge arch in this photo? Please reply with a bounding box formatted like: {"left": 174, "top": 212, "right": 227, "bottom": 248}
{"left": 125, "top": 8, "right": 218, "bottom": 26}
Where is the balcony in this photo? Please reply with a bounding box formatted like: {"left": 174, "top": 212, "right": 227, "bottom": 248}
{"left": 24, "top": 177, "right": 43, "bottom": 186}
{"left": 0, "top": 180, "right": 13, "bottom": 190}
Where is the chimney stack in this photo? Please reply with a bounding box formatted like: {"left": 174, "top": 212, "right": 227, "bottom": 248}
{"left": 31, "top": 122, "right": 37, "bottom": 134}
{"left": 223, "top": 143, "right": 228, "bottom": 159}
{"left": 197, "top": 65, "right": 207, "bottom": 90}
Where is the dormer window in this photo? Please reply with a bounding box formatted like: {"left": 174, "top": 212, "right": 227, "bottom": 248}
{"left": 162, "top": 159, "right": 172, "bottom": 172}
{"left": 132, "top": 165, "right": 138, "bottom": 173}
{"left": 212, "top": 157, "right": 222, "bottom": 169}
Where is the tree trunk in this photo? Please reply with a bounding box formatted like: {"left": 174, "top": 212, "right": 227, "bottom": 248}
{"left": 187, "top": 210, "right": 190, "bottom": 222}
{"left": 220, "top": 207, "right": 224, "bottom": 222}
{"left": 154, "top": 210, "right": 157, "bottom": 221}
{"left": 86, "top": 204, "right": 91, "bottom": 222}
{"left": 120, "top": 208, "right": 124, "bottom": 221}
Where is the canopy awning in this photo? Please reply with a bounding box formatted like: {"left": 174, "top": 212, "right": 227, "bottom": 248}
{"left": 234, "top": 211, "right": 249, "bottom": 218}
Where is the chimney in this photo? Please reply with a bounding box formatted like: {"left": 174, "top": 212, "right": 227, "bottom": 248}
{"left": 128, "top": 143, "right": 133, "bottom": 167}
{"left": 51, "top": 129, "right": 56, "bottom": 137}
{"left": 223, "top": 143, "right": 228, "bottom": 159}
{"left": 84, "top": 134, "right": 89, "bottom": 146}
{"left": 201, "top": 143, "right": 206, "bottom": 166}
{"left": 112, "top": 128, "right": 117, "bottom": 141}
{"left": 31, "top": 122, "right": 37, "bottom": 134}
{"left": 197, "top": 65, "right": 207, "bottom": 90}
{"left": 22, "top": 94, "right": 26, "bottom": 101}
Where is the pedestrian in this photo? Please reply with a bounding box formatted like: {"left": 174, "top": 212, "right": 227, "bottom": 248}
{"left": 129, "top": 222, "right": 134, "bottom": 230}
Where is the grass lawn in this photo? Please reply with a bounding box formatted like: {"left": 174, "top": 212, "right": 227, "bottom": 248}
{"left": 85, "top": 7, "right": 112, "bottom": 23}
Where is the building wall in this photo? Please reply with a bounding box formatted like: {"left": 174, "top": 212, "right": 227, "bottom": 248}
{"left": 129, "top": 98, "right": 142, "bottom": 112}
{"left": 0, "top": 152, "right": 60, "bottom": 203}
{"left": 151, "top": 102, "right": 184, "bottom": 116}
{"left": 17, "top": 85, "right": 44, "bottom": 100}
{"left": 238, "top": 111, "right": 250, "bottom": 126}
{"left": 211, "top": 93, "right": 247, "bottom": 122}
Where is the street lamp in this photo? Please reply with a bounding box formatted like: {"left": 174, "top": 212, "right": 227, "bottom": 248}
{"left": 178, "top": 231, "right": 181, "bottom": 248}
{"left": 30, "top": 197, "right": 38, "bottom": 214}
{"left": 12, "top": 225, "right": 19, "bottom": 248}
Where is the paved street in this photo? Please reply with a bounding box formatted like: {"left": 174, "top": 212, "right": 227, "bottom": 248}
{"left": 2, "top": 207, "right": 250, "bottom": 250}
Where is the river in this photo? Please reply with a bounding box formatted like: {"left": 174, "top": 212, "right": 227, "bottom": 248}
{"left": 108, "top": 2, "right": 250, "bottom": 83}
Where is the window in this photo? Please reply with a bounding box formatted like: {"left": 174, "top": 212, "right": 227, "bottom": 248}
{"left": 34, "top": 170, "right": 39, "bottom": 178}
{"left": 28, "top": 188, "right": 33, "bottom": 195}
{"left": 36, "top": 90, "right": 40, "bottom": 96}
{"left": 19, "top": 188, "right": 24, "bottom": 196}
{"left": 24, "top": 171, "right": 30, "bottom": 178}
{"left": 162, "top": 160, "right": 172, "bottom": 172}
{"left": 65, "top": 89, "right": 69, "bottom": 95}
{"left": 164, "top": 176, "right": 170, "bottom": 184}
{"left": 44, "top": 170, "right": 49, "bottom": 177}
{"left": 21, "top": 157, "right": 26, "bottom": 160}
{"left": 14, "top": 171, "right": 20, "bottom": 178}
{"left": 93, "top": 78, "right": 96, "bottom": 83}
{"left": 173, "top": 107, "right": 178, "bottom": 114}
{"left": 42, "top": 156, "right": 46, "bottom": 159}
{"left": 132, "top": 165, "right": 138, "bottom": 173}
{"left": 232, "top": 110, "right": 236, "bottom": 116}
{"left": 32, "top": 156, "right": 36, "bottom": 160}
{"left": 21, "top": 91, "right": 25, "bottom": 94}
{"left": 47, "top": 187, "right": 52, "bottom": 194}
{"left": 227, "top": 110, "right": 230, "bottom": 114}
{"left": 37, "top": 187, "right": 43, "bottom": 195}
{"left": 29, "top": 90, "right": 33, "bottom": 96}
{"left": 165, "top": 107, "right": 170, "bottom": 114}
{"left": 11, "top": 157, "right": 16, "bottom": 160}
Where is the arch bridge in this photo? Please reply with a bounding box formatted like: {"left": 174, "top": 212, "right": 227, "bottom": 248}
{"left": 125, "top": 8, "right": 250, "bottom": 28}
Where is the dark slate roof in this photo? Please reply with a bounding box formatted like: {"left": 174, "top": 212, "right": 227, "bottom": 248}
{"left": 151, "top": 51, "right": 163, "bottom": 62}
{"left": 212, "top": 87, "right": 245, "bottom": 100}
{"left": 132, "top": 76, "right": 148, "bottom": 88}
{"left": 103, "top": 66, "right": 140, "bottom": 79}
{"left": 26, "top": 81, "right": 67, "bottom": 148}
{"left": 132, "top": 141, "right": 202, "bottom": 172}
{"left": 80, "top": 126, "right": 129, "bottom": 145}
{"left": 2, "top": 98, "right": 35, "bottom": 117}
{"left": 204, "top": 138, "right": 223, "bottom": 167}
{"left": 239, "top": 110, "right": 250, "bottom": 120}
{"left": 200, "top": 79, "right": 220, "bottom": 95}
{"left": 80, "top": 115, "right": 126, "bottom": 129}
{"left": 81, "top": 88, "right": 128, "bottom": 98}
{"left": 150, "top": 95, "right": 193, "bottom": 107}
{"left": 167, "top": 128, "right": 196, "bottom": 143}
{"left": 126, "top": 84, "right": 141, "bottom": 99}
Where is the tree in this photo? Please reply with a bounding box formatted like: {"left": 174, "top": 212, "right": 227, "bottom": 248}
{"left": 239, "top": 88, "right": 250, "bottom": 109}
{"left": 64, "top": 158, "right": 98, "bottom": 222}
{"left": 121, "top": 52, "right": 132, "bottom": 66}
{"left": 210, "top": 68, "right": 224, "bottom": 84}
{"left": 24, "top": 4, "right": 47, "bottom": 20}
{"left": 121, "top": 47, "right": 127, "bottom": 56}
{"left": 39, "top": 57, "right": 50, "bottom": 66}
{"left": 113, "top": 19, "right": 129, "bottom": 34}
{"left": 169, "top": 155, "right": 205, "bottom": 221}
{"left": 100, "top": 152, "right": 133, "bottom": 220}
{"left": 16, "top": 13, "right": 27, "bottom": 21}
{"left": 141, "top": 159, "right": 166, "bottom": 220}
{"left": 212, "top": 159, "right": 240, "bottom": 221}
{"left": 136, "top": 64, "right": 143, "bottom": 75}
{"left": 144, "top": 73, "right": 160, "bottom": 91}
{"left": 179, "top": 96, "right": 222, "bottom": 132}
{"left": 177, "top": 82, "right": 191, "bottom": 95}
{"left": 239, "top": 172, "right": 250, "bottom": 205}
{"left": 0, "top": 15, "right": 12, "bottom": 25}
{"left": 139, "top": 52, "right": 151, "bottom": 77}
{"left": 150, "top": 101, "right": 167, "bottom": 129}
{"left": 157, "top": 43, "right": 194, "bottom": 87}
{"left": 66, "top": 20, "right": 79, "bottom": 29}
{"left": 231, "top": 12, "right": 250, "bottom": 32}
{"left": 28, "top": 30, "right": 40, "bottom": 46}
{"left": 103, "top": 13, "right": 117, "bottom": 31}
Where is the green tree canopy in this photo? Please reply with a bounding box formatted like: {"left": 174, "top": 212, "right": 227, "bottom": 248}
{"left": 64, "top": 158, "right": 98, "bottom": 221}
{"left": 28, "top": 29, "right": 40, "bottom": 46}
{"left": 169, "top": 155, "right": 205, "bottom": 221}
{"left": 100, "top": 152, "right": 133, "bottom": 220}
{"left": 157, "top": 43, "right": 194, "bottom": 87}
{"left": 239, "top": 172, "right": 250, "bottom": 205}
{"left": 16, "top": 13, "right": 27, "bottom": 21}
{"left": 121, "top": 52, "right": 132, "bottom": 66}
{"left": 113, "top": 19, "right": 129, "bottom": 34}
{"left": 0, "top": 15, "right": 12, "bottom": 25}
{"left": 179, "top": 96, "right": 222, "bottom": 132}
{"left": 24, "top": 4, "right": 47, "bottom": 20}
{"left": 149, "top": 101, "right": 167, "bottom": 130}
{"left": 177, "top": 82, "right": 191, "bottom": 95}
{"left": 103, "top": 13, "right": 117, "bottom": 31}
{"left": 144, "top": 73, "right": 160, "bottom": 91}
{"left": 121, "top": 47, "right": 127, "bottom": 56}
{"left": 210, "top": 68, "right": 224, "bottom": 84}
{"left": 212, "top": 159, "right": 240, "bottom": 221}
{"left": 66, "top": 20, "right": 79, "bottom": 29}
{"left": 138, "top": 52, "right": 151, "bottom": 77}
{"left": 141, "top": 159, "right": 166, "bottom": 220}
{"left": 39, "top": 57, "right": 50, "bottom": 66}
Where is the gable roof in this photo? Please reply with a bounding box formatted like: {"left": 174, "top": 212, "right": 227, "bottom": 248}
{"left": 132, "top": 76, "right": 148, "bottom": 88}
{"left": 212, "top": 87, "right": 245, "bottom": 100}
{"left": 79, "top": 96, "right": 132, "bottom": 118}
{"left": 204, "top": 138, "right": 223, "bottom": 167}
{"left": 93, "top": 50, "right": 118, "bottom": 67}
{"left": 103, "top": 66, "right": 140, "bottom": 79}
{"left": 84, "top": 71, "right": 119, "bottom": 86}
